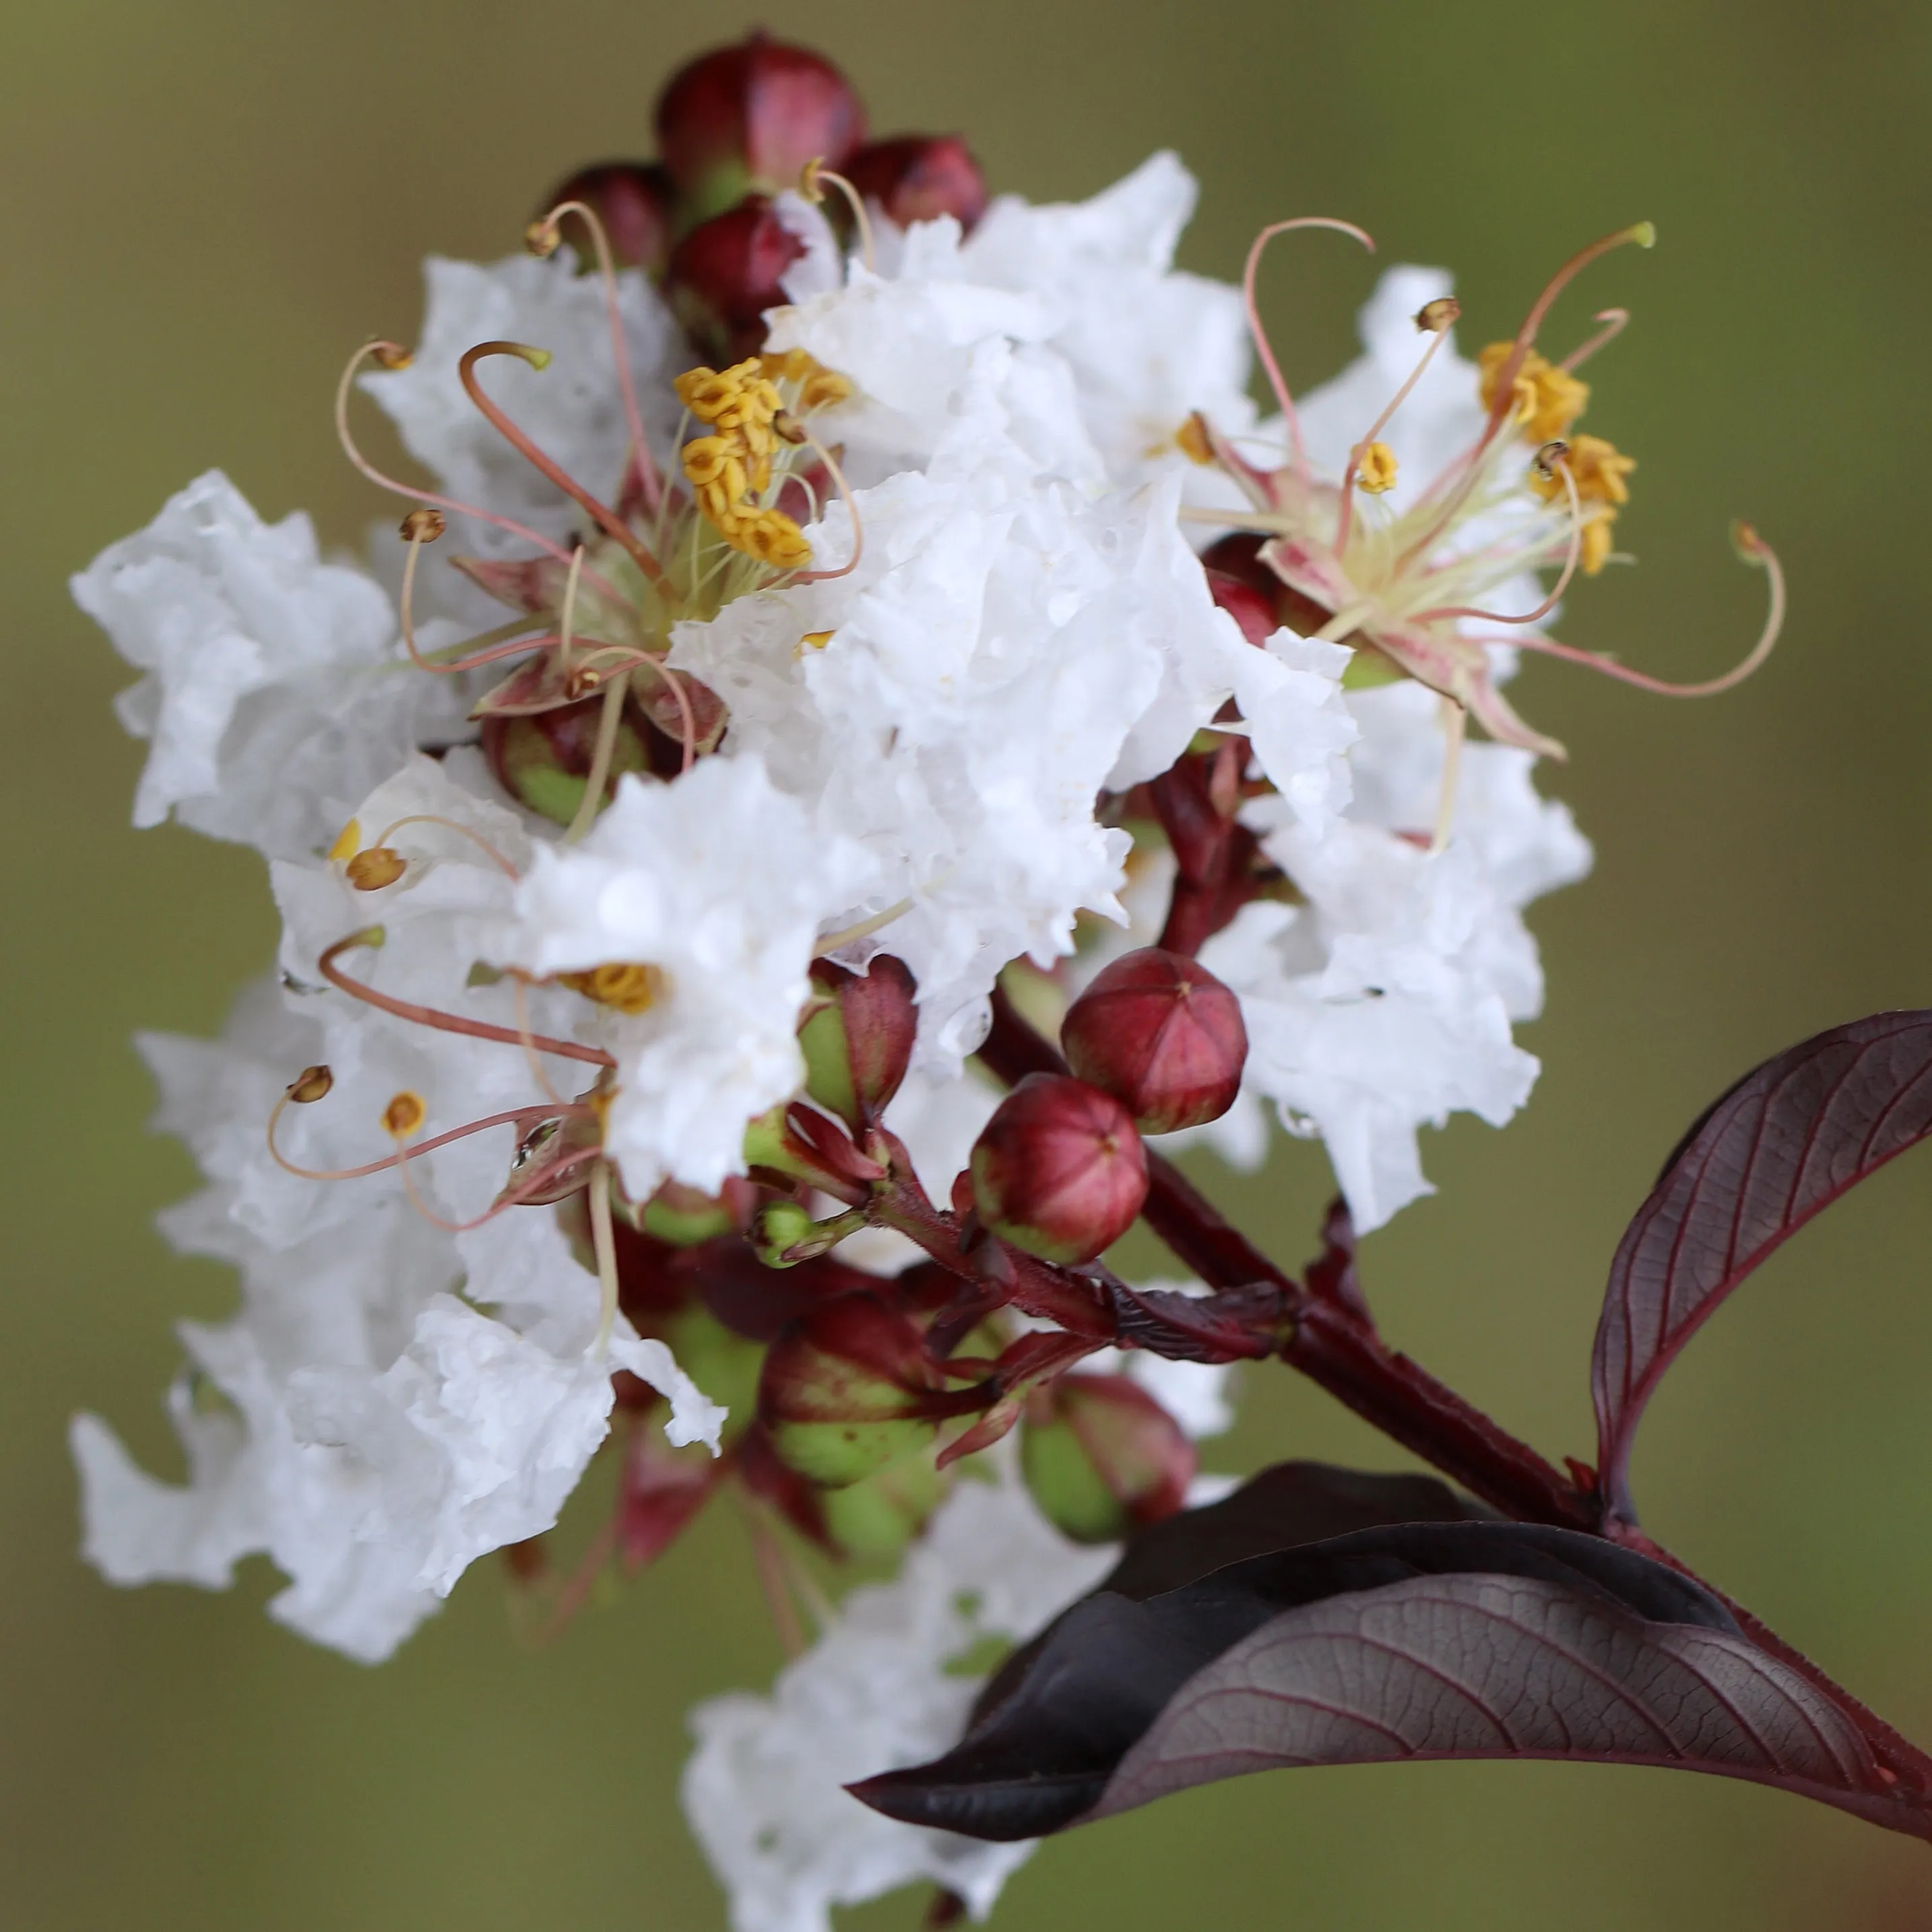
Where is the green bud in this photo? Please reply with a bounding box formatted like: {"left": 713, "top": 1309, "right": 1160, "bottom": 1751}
{"left": 821, "top": 1452, "right": 944, "bottom": 1559}
{"left": 1019, "top": 1374, "right": 1195, "bottom": 1545}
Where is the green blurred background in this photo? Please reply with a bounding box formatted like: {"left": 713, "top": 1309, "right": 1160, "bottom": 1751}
{"left": 7, "top": 0, "right": 1932, "bottom": 1924}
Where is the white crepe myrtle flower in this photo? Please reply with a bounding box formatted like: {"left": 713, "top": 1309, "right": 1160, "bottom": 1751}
{"left": 72, "top": 973, "right": 723, "bottom": 1663}
{"left": 491, "top": 754, "right": 880, "bottom": 1199}
{"left": 682, "top": 1467, "right": 1117, "bottom": 1932}
{"left": 73, "top": 471, "right": 471, "bottom": 862}
{"left": 1200, "top": 680, "right": 1591, "bottom": 1231}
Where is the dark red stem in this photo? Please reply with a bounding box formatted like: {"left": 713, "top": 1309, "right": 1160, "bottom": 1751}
{"left": 980, "top": 985, "right": 1593, "bottom": 1528}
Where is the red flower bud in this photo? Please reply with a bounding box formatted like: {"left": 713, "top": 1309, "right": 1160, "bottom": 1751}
{"left": 1019, "top": 1373, "right": 1195, "bottom": 1543}
{"left": 759, "top": 1293, "right": 945, "bottom": 1487}
{"left": 843, "top": 135, "right": 988, "bottom": 233}
{"left": 1200, "top": 532, "right": 1332, "bottom": 641}
{"left": 969, "top": 1072, "right": 1149, "bottom": 1264}
{"left": 538, "top": 160, "right": 676, "bottom": 276}
{"left": 799, "top": 953, "right": 918, "bottom": 1130}
{"left": 655, "top": 32, "right": 866, "bottom": 222}
{"left": 1061, "top": 947, "right": 1247, "bottom": 1134}
{"left": 480, "top": 693, "right": 664, "bottom": 827}
{"left": 1204, "top": 567, "right": 1277, "bottom": 646}
{"left": 664, "top": 195, "right": 806, "bottom": 364}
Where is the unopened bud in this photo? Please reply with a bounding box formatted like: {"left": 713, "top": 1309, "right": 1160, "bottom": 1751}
{"left": 537, "top": 160, "right": 677, "bottom": 276}
{"left": 821, "top": 1452, "right": 943, "bottom": 1558}
{"left": 286, "top": 1065, "right": 333, "bottom": 1105}
{"left": 664, "top": 196, "right": 808, "bottom": 364}
{"left": 655, "top": 32, "right": 867, "bottom": 223}
{"left": 842, "top": 135, "right": 988, "bottom": 233}
{"left": 798, "top": 953, "right": 918, "bottom": 1130}
{"left": 1060, "top": 948, "right": 1248, "bottom": 1134}
{"left": 479, "top": 693, "right": 652, "bottom": 828}
{"left": 759, "top": 1293, "right": 943, "bottom": 1487}
{"left": 1019, "top": 1374, "right": 1195, "bottom": 1543}
{"left": 399, "top": 507, "right": 445, "bottom": 544}
{"left": 969, "top": 1072, "right": 1149, "bottom": 1265}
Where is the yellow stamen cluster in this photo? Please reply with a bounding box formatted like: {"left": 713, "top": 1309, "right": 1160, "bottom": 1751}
{"left": 674, "top": 353, "right": 848, "bottom": 572}
{"left": 1481, "top": 344, "right": 1634, "bottom": 575}
{"left": 559, "top": 961, "right": 666, "bottom": 1015}
{"left": 1478, "top": 344, "right": 1590, "bottom": 443}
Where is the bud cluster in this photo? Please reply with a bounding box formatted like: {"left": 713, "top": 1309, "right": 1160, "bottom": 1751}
{"left": 540, "top": 32, "right": 990, "bottom": 364}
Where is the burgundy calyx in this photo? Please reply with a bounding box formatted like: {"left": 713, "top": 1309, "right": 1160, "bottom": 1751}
{"left": 1060, "top": 947, "right": 1248, "bottom": 1135}
{"left": 665, "top": 195, "right": 808, "bottom": 364}
{"left": 799, "top": 953, "right": 919, "bottom": 1130}
{"left": 655, "top": 31, "right": 866, "bottom": 222}
{"left": 538, "top": 160, "right": 676, "bottom": 276}
{"left": 843, "top": 135, "right": 989, "bottom": 232}
{"left": 970, "top": 1072, "right": 1149, "bottom": 1266}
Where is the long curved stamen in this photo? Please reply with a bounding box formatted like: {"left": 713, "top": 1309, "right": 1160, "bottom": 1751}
{"left": 366, "top": 813, "right": 521, "bottom": 880}
{"left": 557, "top": 542, "right": 586, "bottom": 680}
{"left": 1481, "top": 224, "right": 1654, "bottom": 439}
{"left": 458, "top": 343, "right": 666, "bottom": 587}
{"left": 1334, "top": 302, "right": 1458, "bottom": 555}
{"left": 812, "top": 895, "right": 913, "bottom": 957}
{"left": 564, "top": 670, "right": 633, "bottom": 843}
{"left": 266, "top": 1092, "right": 584, "bottom": 1182}
{"left": 1481, "top": 523, "right": 1785, "bottom": 697}
{"left": 1400, "top": 228, "right": 1652, "bottom": 573}
{"left": 588, "top": 1161, "right": 620, "bottom": 1355}
{"left": 1413, "top": 447, "right": 1584, "bottom": 626}
{"left": 395, "top": 1138, "right": 602, "bottom": 1233}
{"left": 1242, "top": 218, "right": 1376, "bottom": 484}
{"left": 1431, "top": 697, "right": 1466, "bottom": 854}
{"left": 319, "top": 930, "right": 615, "bottom": 1068}
{"left": 802, "top": 159, "right": 876, "bottom": 274}
{"left": 531, "top": 200, "right": 665, "bottom": 518}
{"left": 789, "top": 430, "right": 864, "bottom": 584}
{"left": 511, "top": 973, "right": 569, "bottom": 1107}
{"left": 643, "top": 657, "right": 699, "bottom": 773}
{"left": 1561, "top": 306, "right": 1630, "bottom": 373}
{"left": 337, "top": 341, "right": 582, "bottom": 565}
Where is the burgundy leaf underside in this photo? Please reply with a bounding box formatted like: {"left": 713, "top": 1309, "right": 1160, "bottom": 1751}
{"left": 851, "top": 1464, "right": 1932, "bottom": 1847}
{"left": 1591, "top": 1009, "right": 1932, "bottom": 1523}
{"left": 1089, "top": 1570, "right": 1914, "bottom": 1834}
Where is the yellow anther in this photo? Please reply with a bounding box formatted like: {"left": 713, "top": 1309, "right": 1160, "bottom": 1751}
{"left": 1355, "top": 441, "right": 1398, "bottom": 494}
{"left": 524, "top": 218, "right": 562, "bottom": 259}
{"left": 739, "top": 511, "right": 812, "bottom": 571}
{"left": 1532, "top": 432, "right": 1634, "bottom": 509}
{"left": 675, "top": 366, "right": 740, "bottom": 421}
{"left": 1175, "top": 413, "right": 1215, "bottom": 465}
{"left": 680, "top": 435, "right": 738, "bottom": 488}
{"left": 802, "top": 629, "right": 835, "bottom": 651}
{"left": 286, "top": 1065, "right": 334, "bottom": 1105}
{"left": 399, "top": 507, "right": 445, "bottom": 544}
{"left": 1580, "top": 516, "right": 1616, "bottom": 576}
{"left": 560, "top": 961, "right": 666, "bottom": 1014}
{"left": 370, "top": 342, "right": 413, "bottom": 372}
{"left": 797, "top": 368, "right": 851, "bottom": 412}
{"left": 327, "top": 818, "right": 362, "bottom": 865}
{"left": 1478, "top": 344, "right": 1590, "bottom": 444}
{"left": 346, "top": 846, "right": 408, "bottom": 891}
{"left": 1413, "top": 296, "right": 1461, "bottom": 334}
{"left": 761, "top": 349, "right": 812, "bottom": 383}
{"left": 382, "top": 1091, "right": 428, "bottom": 1140}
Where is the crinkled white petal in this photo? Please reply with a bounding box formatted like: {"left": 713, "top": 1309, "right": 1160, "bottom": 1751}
{"left": 71, "top": 472, "right": 461, "bottom": 860}
{"left": 360, "top": 253, "right": 682, "bottom": 557}
{"left": 494, "top": 756, "right": 879, "bottom": 1199}
{"left": 682, "top": 1471, "right": 1116, "bottom": 1932}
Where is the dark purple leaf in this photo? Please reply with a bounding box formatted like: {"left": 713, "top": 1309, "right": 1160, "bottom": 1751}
{"left": 853, "top": 1516, "right": 1932, "bottom": 1845}
{"left": 1592, "top": 1010, "right": 1932, "bottom": 1523}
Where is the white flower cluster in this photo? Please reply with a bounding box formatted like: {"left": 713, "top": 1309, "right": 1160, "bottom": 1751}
{"left": 70, "top": 152, "right": 1588, "bottom": 1928}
